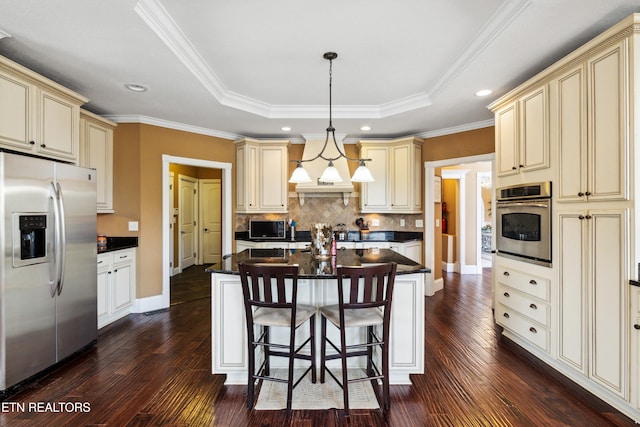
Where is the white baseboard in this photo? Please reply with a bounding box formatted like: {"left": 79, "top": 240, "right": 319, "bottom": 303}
{"left": 130, "top": 294, "right": 167, "bottom": 313}
{"left": 460, "top": 264, "right": 482, "bottom": 274}
{"left": 441, "top": 261, "right": 456, "bottom": 272}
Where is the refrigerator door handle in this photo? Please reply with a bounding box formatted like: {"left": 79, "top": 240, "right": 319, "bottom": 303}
{"left": 55, "top": 182, "right": 66, "bottom": 295}
{"left": 49, "top": 182, "right": 61, "bottom": 297}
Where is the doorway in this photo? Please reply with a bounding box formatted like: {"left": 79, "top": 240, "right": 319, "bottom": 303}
{"left": 424, "top": 154, "right": 495, "bottom": 292}
{"left": 161, "top": 155, "right": 232, "bottom": 309}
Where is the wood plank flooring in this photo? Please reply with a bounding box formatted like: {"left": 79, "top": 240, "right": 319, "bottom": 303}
{"left": 0, "top": 267, "right": 636, "bottom": 426}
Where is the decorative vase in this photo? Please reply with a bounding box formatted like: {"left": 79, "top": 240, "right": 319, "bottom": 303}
{"left": 310, "top": 223, "right": 333, "bottom": 259}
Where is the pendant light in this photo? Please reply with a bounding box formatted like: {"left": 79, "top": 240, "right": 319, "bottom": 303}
{"left": 288, "top": 52, "right": 374, "bottom": 183}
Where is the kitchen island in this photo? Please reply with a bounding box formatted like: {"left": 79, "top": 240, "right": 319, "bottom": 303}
{"left": 207, "top": 248, "right": 430, "bottom": 385}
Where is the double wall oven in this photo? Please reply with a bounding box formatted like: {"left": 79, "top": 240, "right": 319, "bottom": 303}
{"left": 495, "top": 182, "right": 552, "bottom": 267}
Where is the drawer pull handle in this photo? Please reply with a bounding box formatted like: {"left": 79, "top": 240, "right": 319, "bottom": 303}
{"left": 98, "top": 260, "right": 103, "bottom": 264}
{"left": 503, "top": 292, "right": 510, "bottom": 297}
{"left": 634, "top": 324, "right": 640, "bottom": 330}
{"left": 529, "top": 327, "right": 537, "bottom": 334}
{"left": 529, "top": 279, "right": 537, "bottom": 285}
{"left": 503, "top": 313, "right": 510, "bottom": 319}
{"left": 529, "top": 303, "right": 537, "bottom": 310}
{"left": 120, "top": 255, "right": 127, "bottom": 259}
{"left": 503, "top": 271, "right": 510, "bottom": 277}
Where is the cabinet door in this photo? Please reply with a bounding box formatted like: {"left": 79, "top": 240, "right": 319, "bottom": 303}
{"left": 360, "top": 145, "right": 390, "bottom": 211}
{"left": 37, "top": 88, "right": 79, "bottom": 161}
{"left": 258, "top": 145, "right": 287, "bottom": 212}
{"left": 235, "top": 143, "right": 258, "bottom": 212}
{"left": 587, "top": 40, "right": 628, "bottom": 201}
{"left": 556, "top": 65, "right": 587, "bottom": 202}
{"left": 391, "top": 144, "right": 411, "bottom": 210}
{"left": 97, "top": 259, "right": 111, "bottom": 325}
{"left": 558, "top": 212, "right": 587, "bottom": 372}
{"left": 520, "top": 86, "right": 548, "bottom": 172}
{"left": 0, "top": 69, "right": 34, "bottom": 150}
{"left": 83, "top": 118, "right": 114, "bottom": 212}
{"left": 113, "top": 263, "right": 134, "bottom": 312}
{"left": 495, "top": 102, "right": 518, "bottom": 176}
{"left": 589, "top": 209, "right": 627, "bottom": 397}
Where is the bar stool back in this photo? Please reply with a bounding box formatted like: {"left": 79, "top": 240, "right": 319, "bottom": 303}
{"left": 319, "top": 262, "right": 397, "bottom": 416}
{"left": 238, "top": 263, "right": 316, "bottom": 413}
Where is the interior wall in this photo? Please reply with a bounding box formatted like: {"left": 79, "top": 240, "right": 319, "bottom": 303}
{"left": 98, "top": 123, "right": 235, "bottom": 299}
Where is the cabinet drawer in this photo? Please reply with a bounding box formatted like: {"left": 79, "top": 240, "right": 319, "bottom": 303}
{"left": 97, "top": 253, "right": 112, "bottom": 268}
{"left": 496, "top": 304, "right": 549, "bottom": 351}
{"left": 496, "top": 266, "right": 550, "bottom": 301}
{"left": 112, "top": 249, "right": 134, "bottom": 264}
{"left": 497, "top": 285, "right": 550, "bottom": 327}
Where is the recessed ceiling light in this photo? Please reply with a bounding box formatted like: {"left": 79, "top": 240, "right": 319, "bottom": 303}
{"left": 360, "top": 126, "right": 371, "bottom": 131}
{"left": 125, "top": 83, "right": 148, "bottom": 92}
{"left": 281, "top": 126, "right": 291, "bottom": 131}
{"left": 475, "top": 89, "right": 492, "bottom": 97}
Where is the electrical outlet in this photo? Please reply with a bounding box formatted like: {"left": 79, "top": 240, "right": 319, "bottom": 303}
{"left": 400, "top": 219, "right": 405, "bottom": 227}
{"left": 128, "top": 221, "right": 139, "bottom": 231}
{"left": 371, "top": 218, "right": 380, "bottom": 226}
{"left": 416, "top": 219, "right": 424, "bottom": 228}
{"left": 435, "top": 219, "right": 439, "bottom": 227}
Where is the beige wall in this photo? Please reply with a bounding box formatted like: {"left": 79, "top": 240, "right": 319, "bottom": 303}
{"left": 98, "top": 123, "right": 235, "bottom": 298}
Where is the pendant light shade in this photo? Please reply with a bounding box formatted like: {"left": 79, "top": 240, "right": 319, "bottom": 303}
{"left": 351, "top": 160, "right": 375, "bottom": 182}
{"left": 288, "top": 52, "right": 373, "bottom": 183}
{"left": 319, "top": 160, "right": 342, "bottom": 182}
{"left": 289, "top": 162, "right": 312, "bottom": 183}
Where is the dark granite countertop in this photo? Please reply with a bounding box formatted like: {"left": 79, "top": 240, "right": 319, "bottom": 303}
{"left": 98, "top": 236, "right": 138, "bottom": 254}
{"left": 630, "top": 280, "right": 640, "bottom": 288}
{"left": 206, "top": 248, "right": 430, "bottom": 278}
{"left": 235, "top": 230, "right": 423, "bottom": 243}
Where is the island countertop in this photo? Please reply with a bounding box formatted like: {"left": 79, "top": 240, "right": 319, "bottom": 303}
{"left": 206, "top": 248, "right": 430, "bottom": 278}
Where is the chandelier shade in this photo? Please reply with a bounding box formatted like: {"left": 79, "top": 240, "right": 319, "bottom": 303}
{"left": 288, "top": 52, "right": 374, "bottom": 184}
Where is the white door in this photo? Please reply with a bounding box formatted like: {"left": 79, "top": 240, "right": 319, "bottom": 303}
{"left": 200, "top": 179, "right": 222, "bottom": 264}
{"left": 178, "top": 174, "right": 197, "bottom": 270}
{"left": 168, "top": 171, "right": 176, "bottom": 276}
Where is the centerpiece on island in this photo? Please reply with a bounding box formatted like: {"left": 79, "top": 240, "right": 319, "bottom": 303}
{"left": 310, "top": 223, "right": 333, "bottom": 259}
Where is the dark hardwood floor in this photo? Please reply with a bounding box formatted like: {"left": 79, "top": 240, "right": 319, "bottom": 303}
{"left": 0, "top": 267, "right": 636, "bottom": 426}
{"left": 170, "top": 265, "right": 212, "bottom": 306}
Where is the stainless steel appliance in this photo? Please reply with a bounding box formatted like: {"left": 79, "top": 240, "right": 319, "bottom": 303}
{"left": 496, "top": 182, "right": 552, "bottom": 267}
{"left": 249, "top": 220, "right": 286, "bottom": 239}
{"left": 0, "top": 151, "right": 97, "bottom": 391}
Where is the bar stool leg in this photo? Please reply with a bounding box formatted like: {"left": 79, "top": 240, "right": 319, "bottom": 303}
{"left": 340, "top": 325, "right": 350, "bottom": 416}
{"left": 310, "top": 314, "right": 317, "bottom": 383}
{"left": 320, "top": 316, "right": 327, "bottom": 383}
{"left": 247, "top": 326, "right": 255, "bottom": 409}
{"left": 264, "top": 325, "right": 270, "bottom": 377}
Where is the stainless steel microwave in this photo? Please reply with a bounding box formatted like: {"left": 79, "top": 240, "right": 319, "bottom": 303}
{"left": 249, "top": 220, "right": 286, "bottom": 239}
{"left": 496, "top": 182, "right": 552, "bottom": 267}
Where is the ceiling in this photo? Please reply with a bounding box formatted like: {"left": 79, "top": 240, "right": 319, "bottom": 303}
{"left": 1, "top": 0, "right": 638, "bottom": 142}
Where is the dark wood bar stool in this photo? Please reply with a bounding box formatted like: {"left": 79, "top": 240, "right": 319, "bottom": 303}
{"left": 319, "top": 262, "right": 397, "bottom": 416}
{"left": 238, "top": 263, "right": 316, "bottom": 413}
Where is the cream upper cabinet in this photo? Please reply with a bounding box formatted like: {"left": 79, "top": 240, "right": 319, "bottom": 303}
{"left": 359, "top": 137, "right": 423, "bottom": 213}
{"left": 0, "top": 55, "right": 86, "bottom": 163}
{"left": 235, "top": 138, "right": 289, "bottom": 213}
{"left": 80, "top": 110, "right": 116, "bottom": 213}
{"left": 557, "top": 209, "right": 628, "bottom": 398}
{"left": 494, "top": 85, "right": 549, "bottom": 177}
{"left": 556, "top": 40, "right": 629, "bottom": 202}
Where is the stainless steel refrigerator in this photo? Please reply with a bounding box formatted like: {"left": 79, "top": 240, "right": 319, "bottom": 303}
{"left": 0, "top": 151, "right": 97, "bottom": 391}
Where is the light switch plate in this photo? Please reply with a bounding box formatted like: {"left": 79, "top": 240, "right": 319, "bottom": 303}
{"left": 128, "top": 221, "right": 139, "bottom": 231}
{"left": 416, "top": 219, "right": 424, "bottom": 228}
{"left": 372, "top": 218, "right": 380, "bottom": 226}
{"left": 400, "top": 219, "right": 405, "bottom": 227}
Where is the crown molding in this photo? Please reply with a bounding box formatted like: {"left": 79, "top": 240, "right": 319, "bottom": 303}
{"left": 104, "top": 114, "right": 242, "bottom": 140}
{"left": 0, "top": 28, "right": 11, "bottom": 40}
{"left": 417, "top": 119, "right": 495, "bottom": 139}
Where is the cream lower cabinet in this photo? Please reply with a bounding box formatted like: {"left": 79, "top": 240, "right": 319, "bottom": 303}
{"left": 97, "top": 248, "right": 136, "bottom": 329}
{"left": 80, "top": 110, "right": 115, "bottom": 213}
{"left": 558, "top": 209, "right": 628, "bottom": 398}
{"left": 555, "top": 40, "right": 629, "bottom": 203}
{"left": 494, "top": 258, "right": 552, "bottom": 353}
{"left": 235, "top": 138, "right": 289, "bottom": 213}
{"left": 632, "top": 286, "right": 640, "bottom": 411}
{"left": 0, "top": 55, "right": 85, "bottom": 163}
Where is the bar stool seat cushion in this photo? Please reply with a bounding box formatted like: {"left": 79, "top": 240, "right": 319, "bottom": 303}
{"left": 320, "top": 305, "right": 383, "bottom": 328}
{"left": 254, "top": 304, "right": 316, "bottom": 327}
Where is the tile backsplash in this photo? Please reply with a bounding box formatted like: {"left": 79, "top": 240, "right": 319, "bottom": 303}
{"left": 235, "top": 194, "right": 423, "bottom": 232}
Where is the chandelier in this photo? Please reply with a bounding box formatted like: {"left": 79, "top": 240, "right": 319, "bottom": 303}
{"left": 288, "top": 52, "right": 374, "bottom": 183}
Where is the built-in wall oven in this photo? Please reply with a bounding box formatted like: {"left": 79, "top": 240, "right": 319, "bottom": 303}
{"left": 496, "top": 182, "right": 552, "bottom": 267}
